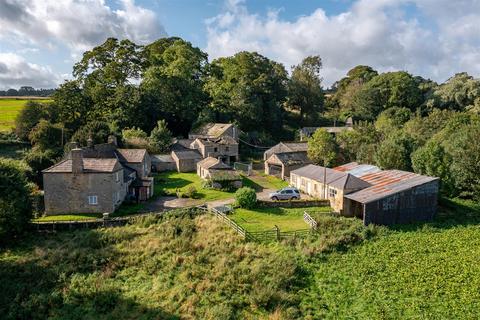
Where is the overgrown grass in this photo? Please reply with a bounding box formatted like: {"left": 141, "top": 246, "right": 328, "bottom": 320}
{"left": 33, "top": 213, "right": 101, "bottom": 222}
{"left": 156, "top": 171, "right": 236, "bottom": 201}
{"left": 230, "top": 206, "right": 331, "bottom": 232}
{"left": 1, "top": 208, "right": 304, "bottom": 319}
{"left": 0, "top": 98, "right": 51, "bottom": 131}
{"left": 8, "top": 199, "right": 480, "bottom": 319}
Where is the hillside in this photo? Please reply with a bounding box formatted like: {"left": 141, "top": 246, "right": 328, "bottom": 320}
{"left": 2, "top": 201, "right": 480, "bottom": 319}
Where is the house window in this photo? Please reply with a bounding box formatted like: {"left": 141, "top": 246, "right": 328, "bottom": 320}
{"left": 88, "top": 195, "right": 98, "bottom": 205}
{"left": 116, "top": 191, "right": 121, "bottom": 203}
{"left": 301, "top": 178, "right": 306, "bottom": 188}
{"left": 115, "top": 171, "right": 120, "bottom": 182}
{"left": 328, "top": 187, "right": 337, "bottom": 198}
{"left": 214, "top": 147, "right": 218, "bottom": 152}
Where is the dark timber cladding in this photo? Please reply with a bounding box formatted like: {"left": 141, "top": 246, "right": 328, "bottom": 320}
{"left": 344, "top": 170, "right": 440, "bottom": 225}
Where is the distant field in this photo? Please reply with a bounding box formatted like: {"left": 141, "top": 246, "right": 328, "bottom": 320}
{"left": 0, "top": 97, "right": 51, "bottom": 132}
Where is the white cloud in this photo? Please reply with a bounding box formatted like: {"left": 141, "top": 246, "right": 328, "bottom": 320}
{"left": 205, "top": 0, "right": 480, "bottom": 86}
{"left": 0, "top": 0, "right": 166, "bottom": 54}
{"left": 0, "top": 53, "right": 62, "bottom": 89}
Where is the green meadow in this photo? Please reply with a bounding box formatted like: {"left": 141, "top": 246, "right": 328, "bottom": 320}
{"left": 0, "top": 98, "right": 51, "bottom": 132}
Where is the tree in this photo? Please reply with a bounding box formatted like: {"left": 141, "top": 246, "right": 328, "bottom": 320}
{"left": 14, "top": 101, "right": 50, "bottom": 140}
{"left": 375, "top": 107, "right": 412, "bottom": 134}
{"left": 411, "top": 140, "right": 454, "bottom": 195}
{"left": 51, "top": 80, "right": 92, "bottom": 132}
{"left": 24, "top": 149, "right": 58, "bottom": 187}
{"left": 141, "top": 38, "right": 209, "bottom": 135}
{"left": 326, "top": 65, "right": 378, "bottom": 121}
{"left": 0, "top": 159, "right": 32, "bottom": 242}
{"left": 71, "top": 121, "right": 112, "bottom": 147}
{"left": 336, "top": 122, "right": 380, "bottom": 164}
{"left": 426, "top": 72, "right": 480, "bottom": 112}
{"left": 28, "top": 120, "right": 64, "bottom": 153}
{"left": 149, "top": 120, "right": 173, "bottom": 153}
{"left": 374, "top": 134, "right": 415, "bottom": 171}
{"left": 204, "top": 51, "right": 288, "bottom": 135}
{"left": 351, "top": 71, "right": 423, "bottom": 120}
{"left": 307, "top": 129, "right": 337, "bottom": 166}
{"left": 287, "top": 56, "right": 324, "bottom": 125}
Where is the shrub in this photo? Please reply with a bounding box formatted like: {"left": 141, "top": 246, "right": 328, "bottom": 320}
{"left": 183, "top": 186, "right": 198, "bottom": 199}
{"left": 234, "top": 187, "right": 257, "bottom": 209}
{"left": 0, "top": 159, "right": 33, "bottom": 243}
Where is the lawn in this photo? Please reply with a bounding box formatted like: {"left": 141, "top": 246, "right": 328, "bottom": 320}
{"left": 0, "top": 98, "right": 51, "bottom": 131}
{"left": 243, "top": 171, "right": 289, "bottom": 191}
{"left": 156, "top": 171, "right": 237, "bottom": 201}
{"left": 230, "top": 206, "right": 331, "bottom": 232}
{"left": 33, "top": 213, "right": 101, "bottom": 222}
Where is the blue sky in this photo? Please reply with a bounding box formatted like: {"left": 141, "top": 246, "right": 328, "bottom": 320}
{"left": 1, "top": 0, "right": 479, "bottom": 89}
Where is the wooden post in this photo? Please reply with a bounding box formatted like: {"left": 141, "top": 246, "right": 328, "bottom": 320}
{"left": 275, "top": 225, "right": 280, "bottom": 241}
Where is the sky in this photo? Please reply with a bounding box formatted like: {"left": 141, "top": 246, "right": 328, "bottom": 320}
{"left": 1, "top": 0, "right": 480, "bottom": 90}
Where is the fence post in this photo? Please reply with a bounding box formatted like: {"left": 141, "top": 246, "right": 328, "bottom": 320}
{"left": 274, "top": 225, "right": 280, "bottom": 241}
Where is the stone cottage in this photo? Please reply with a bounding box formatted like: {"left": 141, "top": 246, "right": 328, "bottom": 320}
{"left": 155, "top": 123, "right": 240, "bottom": 173}
{"left": 263, "top": 142, "right": 310, "bottom": 180}
{"left": 197, "top": 157, "right": 242, "bottom": 189}
{"left": 43, "top": 138, "right": 153, "bottom": 215}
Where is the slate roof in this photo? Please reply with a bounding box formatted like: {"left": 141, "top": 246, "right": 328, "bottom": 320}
{"left": 344, "top": 170, "right": 439, "bottom": 204}
{"left": 172, "top": 139, "right": 195, "bottom": 151}
{"left": 267, "top": 152, "right": 310, "bottom": 166}
{"left": 43, "top": 158, "right": 122, "bottom": 173}
{"left": 291, "top": 164, "right": 371, "bottom": 190}
{"left": 190, "top": 123, "right": 233, "bottom": 138}
{"left": 172, "top": 149, "right": 202, "bottom": 160}
{"left": 116, "top": 149, "right": 147, "bottom": 163}
{"left": 196, "top": 136, "right": 238, "bottom": 146}
{"left": 152, "top": 154, "right": 175, "bottom": 163}
{"left": 264, "top": 142, "right": 307, "bottom": 156}
{"left": 197, "top": 157, "right": 231, "bottom": 170}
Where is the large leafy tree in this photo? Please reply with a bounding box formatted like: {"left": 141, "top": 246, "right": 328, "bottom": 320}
{"left": 72, "top": 38, "right": 146, "bottom": 128}
{"left": 14, "top": 101, "right": 52, "bottom": 141}
{"left": 351, "top": 71, "right": 423, "bottom": 120}
{"left": 204, "top": 51, "right": 288, "bottom": 134}
{"left": 374, "top": 133, "right": 415, "bottom": 171}
{"left": 336, "top": 122, "right": 381, "bottom": 164}
{"left": 307, "top": 129, "right": 337, "bottom": 166}
{"left": 141, "top": 37, "right": 209, "bottom": 135}
{"left": 287, "top": 56, "right": 324, "bottom": 125}
{"left": 426, "top": 72, "right": 480, "bottom": 113}
{"left": 326, "top": 65, "right": 378, "bottom": 121}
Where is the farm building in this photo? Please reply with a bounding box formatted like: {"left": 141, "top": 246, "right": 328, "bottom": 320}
{"left": 197, "top": 157, "right": 242, "bottom": 189}
{"left": 291, "top": 162, "right": 440, "bottom": 226}
{"left": 290, "top": 164, "right": 370, "bottom": 212}
{"left": 265, "top": 152, "right": 311, "bottom": 180}
{"left": 263, "top": 142, "right": 310, "bottom": 180}
{"left": 151, "top": 154, "right": 176, "bottom": 172}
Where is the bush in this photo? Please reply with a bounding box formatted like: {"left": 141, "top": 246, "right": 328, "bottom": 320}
{"left": 183, "top": 186, "right": 198, "bottom": 199}
{"left": 234, "top": 187, "right": 257, "bottom": 209}
{"left": 24, "top": 148, "right": 58, "bottom": 187}
{"left": 0, "top": 159, "right": 33, "bottom": 243}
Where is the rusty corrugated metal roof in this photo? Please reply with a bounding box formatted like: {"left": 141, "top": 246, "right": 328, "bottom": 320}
{"left": 344, "top": 170, "right": 439, "bottom": 204}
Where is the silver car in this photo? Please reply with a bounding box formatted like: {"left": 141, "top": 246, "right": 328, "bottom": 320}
{"left": 269, "top": 187, "right": 301, "bottom": 201}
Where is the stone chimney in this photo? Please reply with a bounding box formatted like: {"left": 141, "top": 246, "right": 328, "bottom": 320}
{"left": 87, "top": 136, "right": 94, "bottom": 148}
{"left": 108, "top": 135, "right": 118, "bottom": 146}
{"left": 71, "top": 148, "right": 83, "bottom": 174}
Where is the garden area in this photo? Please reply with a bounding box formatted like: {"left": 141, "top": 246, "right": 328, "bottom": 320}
{"left": 230, "top": 206, "right": 331, "bottom": 232}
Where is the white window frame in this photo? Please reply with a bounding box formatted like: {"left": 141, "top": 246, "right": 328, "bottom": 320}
{"left": 328, "top": 187, "right": 337, "bottom": 198}
{"left": 115, "top": 171, "right": 120, "bottom": 182}
{"left": 88, "top": 195, "right": 98, "bottom": 205}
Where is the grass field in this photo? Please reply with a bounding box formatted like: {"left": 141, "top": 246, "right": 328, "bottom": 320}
{"left": 3, "top": 200, "right": 480, "bottom": 318}
{"left": 0, "top": 98, "right": 51, "bottom": 131}
{"left": 230, "top": 206, "right": 331, "bottom": 232}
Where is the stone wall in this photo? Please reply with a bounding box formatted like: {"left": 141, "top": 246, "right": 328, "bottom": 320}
{"left": 43, "top": 170, "right": 127, "bottom": 215}
{"left": 258, "top": 199, "right": 330, "bottom": 208}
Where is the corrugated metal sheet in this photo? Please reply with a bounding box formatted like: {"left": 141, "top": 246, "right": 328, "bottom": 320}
{"left": 333, "top": 162, "right": 381, "bottom": 178}
{"left": 344, "top": 170, "right": 439, "bottom": 204}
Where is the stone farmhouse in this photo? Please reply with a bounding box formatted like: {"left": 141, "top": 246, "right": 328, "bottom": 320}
{"left": 263, "top": 142, "right": 310, "bottom": 180}
{"left": 43, "top": 137, "right": 153, "bottom": 215}
{"left": 290, "top": 162, "right": 439, "bottom": 226}
{"left": 299, "top": 117, "right": 353, "bottom": 141}
{"left": 152, "top": 123, "right": 240, "bottom": 173}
